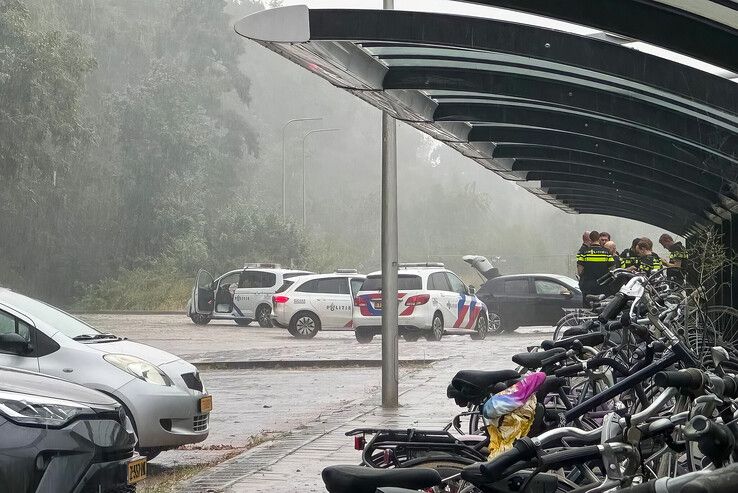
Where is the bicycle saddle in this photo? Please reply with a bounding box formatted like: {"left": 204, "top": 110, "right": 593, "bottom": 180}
{"left": 322, "top": 465, "right": 442, "bottom": 493}
{"left": 512, "top": 348, "right": 566, "bottom": 370}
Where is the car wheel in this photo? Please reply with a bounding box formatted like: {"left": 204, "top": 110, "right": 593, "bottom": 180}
{"left": 256, "top": 305, "right": 273, "bottom": 327}
{"left": 290, "top": 312, "right": 320, "bottom": 339}
{"left": 287, "top": 325, "right": 299, "bottom": 337}
{"left": 355, "top": 327, "right": 374, "bottom": 343}
{"left": 189, "top": 313, "right": 211, "bottom": 325}
{"left": 471, "top": 313, "right": 488, "bottom": 340}
{"left": 487, "top": 312, "right": 504, "bottom": 335}
{"left": 403, "top": 331, "right": 420, "bottom": 342}
{"left": 234, "top": 318, "right": 252, "bottom": 326}
{"left": 425, "top": 313, "right": 444, "bottom": 341}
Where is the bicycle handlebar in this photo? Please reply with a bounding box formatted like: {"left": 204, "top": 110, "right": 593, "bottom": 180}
{"left": 654, "top": 369, "right": 704, "bottom": 391}
{"left": 479, "top": 438, "right": 536, "bottom": 479}
{"left": 682, "top": 463, "right": 738, "bottom": 493}
{"left": 598, "top": 292, "right": 628, "bottom": 322}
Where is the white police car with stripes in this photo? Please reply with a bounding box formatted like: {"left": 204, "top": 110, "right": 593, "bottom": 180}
{"left": 353, "top": 263, "right": 490, "bottom": 343}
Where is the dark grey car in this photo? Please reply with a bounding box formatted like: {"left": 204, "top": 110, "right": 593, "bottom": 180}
{"left": 0, "top": 366, "right": 141, "bottom": 492}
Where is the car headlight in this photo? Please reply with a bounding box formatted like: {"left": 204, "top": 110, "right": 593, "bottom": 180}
{"left": 104, "top": 354, "right": 172, "bottom": 386}
{"left": 0, "top": 390, "right": 92, "bottom": 428}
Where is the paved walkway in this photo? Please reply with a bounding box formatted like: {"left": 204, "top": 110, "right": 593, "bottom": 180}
{"left": 177, "top": 332, "right": 544, "bottom": 493}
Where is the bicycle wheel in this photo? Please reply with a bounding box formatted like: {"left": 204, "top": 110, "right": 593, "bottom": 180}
{"left": 554, "top": 311, "right": 594, "bottom": 340}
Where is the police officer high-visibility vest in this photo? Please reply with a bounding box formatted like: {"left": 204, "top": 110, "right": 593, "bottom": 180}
{"left": 637, "top": 253, "right": 663, "bottom": 274}
{"left": 619, "top": 248, "right": 638, "bottom": 269}
{"left": 577, "top": 245, "right": 616, "bottom": 286}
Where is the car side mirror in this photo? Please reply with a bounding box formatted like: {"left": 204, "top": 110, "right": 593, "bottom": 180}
{"left": 468, "top": 286, "right": 476, "bottom": 295}
{"left": 0, "top": 333, "right": 30, "bottom": 355}
{"left": 560, "top": 289, "right": 573, "bottom": 298}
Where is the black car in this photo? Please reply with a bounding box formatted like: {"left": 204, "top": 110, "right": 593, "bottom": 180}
{"left": 0, "top": 366, "right": 142, "bottom": 492}
{"left": 474, "top": 274, "right": 582, "bottom": 333}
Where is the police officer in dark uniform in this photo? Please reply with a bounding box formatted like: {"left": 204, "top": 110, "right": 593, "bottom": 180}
{"left": 659, "top": 233, "right": 690, "bottom": 283}
{"left": 619, "top": 238, "right": 641, "bottom": 270}
{"left": 635, "top": 238, "right": 663, "bottom": 274}
{"left": 577, "top": 230, "right": 616, "bottom": 305}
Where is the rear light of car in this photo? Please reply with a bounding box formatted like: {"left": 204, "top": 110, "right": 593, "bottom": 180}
{"left": 405, "top": 294, "right": 430, "bottom": 306}
{"left": 273, "top": 295, "right": 289, "bottom": 304}
{"left": 354, "top": 297, "right": 367, "bottom": 307}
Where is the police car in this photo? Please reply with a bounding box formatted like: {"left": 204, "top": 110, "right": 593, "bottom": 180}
{"left": 188, "top": 263, "right": 313, "bottom": 326}
{"left": 353, "top": 263, "right": 490, "bottom": 343}
{"left": 271, "top": 271, "right": 366, "bottom": 338}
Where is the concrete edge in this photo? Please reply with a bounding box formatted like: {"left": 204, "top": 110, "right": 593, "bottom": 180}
{"left": 193, "top": 358, "right": 445, "bottom": 370}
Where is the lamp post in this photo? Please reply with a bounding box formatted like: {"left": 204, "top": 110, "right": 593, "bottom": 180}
{"left": 381, "top": 0, "right": 399, "bottom": 409}
{"left": 282, "top": 117, "right": 322, "bottom": 220}
{"left": 301, "top": 128, "right": 340, "bottom": 228}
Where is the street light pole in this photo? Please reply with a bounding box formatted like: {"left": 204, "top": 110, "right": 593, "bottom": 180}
{"left": 381, "top": 0, "right": 399, "bottom": 409}
{"left": 301, "top": 128, "right": 339, "bottom": 228}
{"left": 282, "top": 117, "right": 322, "bottom": 220}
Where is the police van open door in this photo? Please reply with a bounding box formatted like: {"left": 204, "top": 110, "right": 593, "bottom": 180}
{"left": 189, "top": 270, "right": 215, "bottom": 325}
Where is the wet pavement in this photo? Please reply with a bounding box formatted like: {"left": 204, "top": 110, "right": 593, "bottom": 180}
{"left": 80, "top": 314, "right": 553, "bottom": 364}
{"left": 76, "top": 314, "right": 552, "bottom": 489}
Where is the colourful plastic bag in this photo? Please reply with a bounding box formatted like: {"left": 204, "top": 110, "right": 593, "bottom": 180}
{"left": 484, "top": 372, "right": 546, "bottom": 458}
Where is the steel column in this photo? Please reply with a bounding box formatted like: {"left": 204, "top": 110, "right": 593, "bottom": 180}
{"left": 381, "top": 0, "right": 399, "bottom": 409}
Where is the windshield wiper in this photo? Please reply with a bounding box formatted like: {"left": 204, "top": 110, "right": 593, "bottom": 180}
{"left": 73, "top": 333, "right": 117, "bottom": 341}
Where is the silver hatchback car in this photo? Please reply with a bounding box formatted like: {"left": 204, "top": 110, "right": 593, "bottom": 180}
{"left": 0, "top": 288, "right": 211, "bottom": 459}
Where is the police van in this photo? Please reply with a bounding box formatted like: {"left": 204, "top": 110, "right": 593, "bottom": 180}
{"left": 271, "top": 270, "right": 366, "bottom": 338}
{"left": 353, "top": 263, "right": 490, "bottom": 343}
{"left": 188, "top": 263, "right": 313, "bottom": 326}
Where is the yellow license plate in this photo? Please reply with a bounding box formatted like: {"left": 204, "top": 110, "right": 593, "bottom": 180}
{"left": 374, "top": 301, "right": 382, "bottom": 309}
{"left": 127, "top": 457, "right": 147, "bottom": 484}
{"left": 200, "top": 395, "right": 213, "bottom": 413}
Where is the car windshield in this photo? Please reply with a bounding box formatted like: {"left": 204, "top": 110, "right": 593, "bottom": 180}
{"left": 361, "top": 275, "right": 422, "bottom": 291}
{"left": 1, "top": 291, "right": 102, "bottom": 339}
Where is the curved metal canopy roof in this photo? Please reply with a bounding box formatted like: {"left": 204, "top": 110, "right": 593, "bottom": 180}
{"left": 235, "top": 6, "right": 738, "bottom": 235}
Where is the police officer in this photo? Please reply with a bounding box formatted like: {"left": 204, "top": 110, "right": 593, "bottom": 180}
{"left": 619, "top": 238, "right": 641, "bottom": 270}
{"left": 634, "top": 238, "right": 663, "bottom": 274}
{"left": 659, "top": 233, "right": 689, "bottom": 283}
{"left": 577, "top": 230, "right": 616, "bottom": 304}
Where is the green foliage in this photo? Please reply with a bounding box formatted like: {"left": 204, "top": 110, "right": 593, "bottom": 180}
{"left": 74, "top": 257, "right": 192, "bottom": 311}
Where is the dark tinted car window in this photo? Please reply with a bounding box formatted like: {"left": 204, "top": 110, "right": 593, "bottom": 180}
{"left": 296, "top": 280, "right": 318, "bottom": 293}
{"left": 350, "top": 278, "right": 364, "bottom": 295}
{"left": 428, "top": 272, "right": 450, "bottom": 291}
{"left": 316, "top": 278, "right": 348, "bottom": 294}
{"left": 239, "top": 271, "right": 277, "bottom": 288}
{"left": 361, "top": 275, "right": 422, "bottom": 291}
{"left": 535, "top": 280, "right": 564, "bottom": 295}
{"left": 445, "top": 273, "right": 467, "bottom": 295}
{"left": 275, "top": 281, "right": 294, "bottom": 293}
{"left": 504, "top": 279, "right": 530, "bottom": 295}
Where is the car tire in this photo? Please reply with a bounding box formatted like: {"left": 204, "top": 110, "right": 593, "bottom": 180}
{"left": 287, "top": 325, "right": 299, "bottom": 337}
{"left": 425, "top": 313, "right": 444, "bottom": 341}
{"left": 290, "top": 312, "right": 320, "bottom": 339}
{"left": 234, "top": 318, "right": 252, "bottom": 326}
{"left": 256, "top": 305, "right": 273, "bottom": 327}
{"left": 403, "top": 332, "right": 420, "bottom": 342}
{"left": 470, "top": 313, "right": 488, "bottom": 340}
{"left": 355, "top": 327, "right": 374, "bottom": 344}
{"left": 189, "top": 313, "right": 211, "bottom": 325}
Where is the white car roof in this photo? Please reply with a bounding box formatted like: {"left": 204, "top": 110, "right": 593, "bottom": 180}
{"left": 366, "top": 268, "right": 446, "bottom": 277}
{"left": 290, "top": 273, "right": 366, "bottom": 283}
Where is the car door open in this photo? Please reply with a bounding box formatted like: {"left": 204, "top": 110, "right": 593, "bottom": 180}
{"left": 192, "top": 270, "right": 215, "bottom": 316}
